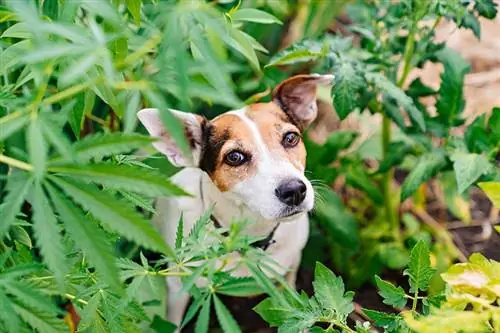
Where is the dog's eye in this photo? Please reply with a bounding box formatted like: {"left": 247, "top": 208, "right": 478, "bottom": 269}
{"left": 224, "top": 150, "right": 247, "bottom": 166}
{"left": 282, "top": 132, "right": 300, "bottom": 148}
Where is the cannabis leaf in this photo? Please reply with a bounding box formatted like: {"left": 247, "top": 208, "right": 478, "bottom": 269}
{"left": 450, "top": 152, "right": 494, "bottom": 193}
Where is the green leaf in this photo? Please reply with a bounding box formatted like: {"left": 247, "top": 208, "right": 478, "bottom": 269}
{"left": 313, "top": 188, "right": 359, "bottom": 250}
{"left": 144, "top": 91, "right": 190, "bottom": 157}
{"left": 11, "top": 302, "right": 66, "bottom": 333}
{"left": 213, "top": 294, "right": 241, "bottom": 333}
{"left": 312, "top": 262, "right": 354, "bottom": 322}
{"left": 450, "top": 153, "right": 494, "bottom": 193}
{"left": 31, "top": 181, "right": 67, "bottom": 289}
{"left": 125, "top": 0, "right": 141, "bottom": 25}
{"left": 217, "top": 277, "right": 264, "bottom": 297}
{"left": 460, "top": 12, "right": 481, "bottom": 38}
{"left": 175, "top": 214, "right": 184, "bottom": 249}
{"left": 45, "top": 182, "right": 121, "bottom": 291}
{"left": 474, "top": 0, "right": 497, "bottom": 19}
{"left": 0, "top": 290, "right": 20, "bottom": 333}
{"left": 0, "top": 173, "right": 32, "bottom": 238}
{"left": 367, "top": 72, "right": 425, "bottom": 131}
{"left": 41, "top": 114, "right": 75, "bottom": 162}
{"left": 253, "top": 297, "right": 293, "bottom": 327}
{"left": 363, "top": 309, "right": 403, "bottom": 333}
{"left": 68, "top": 92, "right": 85, "bottom": 138}
{"left": 50, "top": 132, "right": 154, "bottom": 163}
{"left": 50, "top": 163, "right": 188, "bottom": 197}
{"left": 478, "top": 182, "right": 500, "bottom": 208}
{"left": 435, "top": 48, "right": 471, "bottom": 126}
{"left": 401, "top": 151, "right": 448, "bottom": 201}
{"left": 3, "top": 281, "right": 60, "bottom": 315}
{"left": 50, "top": 176, "right": 174, "bottom": 257}
{"left": 28, "top": 117, "right": 47, "bottom": 180}
{"left": 232, "top": 8, "right": 281, "bottom": 24}
{"left": 316, "top": 130, "right": 358, "bottom": 165}
{"left": 404, "top": 240, "right": 436, "bottom": 293}
{"left": 377, "top": 142, "right": 412, "bottom": 174}
{"left": 195, "top": 296, "right": 211, "bottom": 333}
{"left": 332, "top": 60, "right": 364, "bottom": 119}
{"left": 229, "top": 28, "right": 260, "bottom": 70}
{"left": 345, "top": 164, "right": 384, "bottom": 204}
{"left": 246, "top": 261, "right": 286, "bottom": 305}
{"left": 150, "top": 315, "right": 177, "bottom": 333}
{"left": 266, "top": 39, "right": 324, "bottom": 67}
{"left": 374, "top": 276, "right": 407, "bottom": 308}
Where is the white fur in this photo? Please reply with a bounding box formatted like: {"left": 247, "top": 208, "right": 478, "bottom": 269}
{"left": 155, "top": 168, "right": 309, "bottom": 327}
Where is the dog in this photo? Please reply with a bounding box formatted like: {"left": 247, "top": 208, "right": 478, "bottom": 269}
{"left": 137, "top": 74, "right": 333, "bottom": 327}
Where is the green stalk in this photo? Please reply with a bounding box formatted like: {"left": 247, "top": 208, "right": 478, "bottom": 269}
{"left": 382, "top": 23, "right": 417, "bottom": 242}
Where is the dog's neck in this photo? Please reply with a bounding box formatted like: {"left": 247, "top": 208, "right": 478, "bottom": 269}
{"left": 198, "top": 171, "right": 299, "bottom": 236}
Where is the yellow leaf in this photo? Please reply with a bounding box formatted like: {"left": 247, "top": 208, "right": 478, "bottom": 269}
{"left": 478, "top": 182, "right": 500, "bottom": 208}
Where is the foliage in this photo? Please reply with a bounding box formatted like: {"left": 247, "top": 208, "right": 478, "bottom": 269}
{"left": 268, "top": 0, "right": 499, "bottom": 288}
{"left": 1, "top": 0, "right": 499, "bottom": 332}
{"left": 256, "top": 241, "right": 500, "bottom": 333}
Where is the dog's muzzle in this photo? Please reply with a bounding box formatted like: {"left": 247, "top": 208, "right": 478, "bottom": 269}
{"left": 275, "top": 179, "right": 307, "bottom": 207}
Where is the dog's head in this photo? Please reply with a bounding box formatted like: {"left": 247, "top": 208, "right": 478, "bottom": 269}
{"left": 138, "top": 74, "right": 333, "bottom": 221}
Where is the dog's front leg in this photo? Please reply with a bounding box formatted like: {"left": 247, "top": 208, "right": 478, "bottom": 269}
{"left": 166, "top": 276, "right": 190, "bottom": 331}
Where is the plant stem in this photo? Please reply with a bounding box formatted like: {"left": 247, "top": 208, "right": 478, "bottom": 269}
{"left": 381, "top": 22, "right": 417, "bottom": 242}
{"left": 411, "top": 290, "right": 419, "bottom": 314}
{"left": 0, "top": 154, "right": 33, "bottom": 171}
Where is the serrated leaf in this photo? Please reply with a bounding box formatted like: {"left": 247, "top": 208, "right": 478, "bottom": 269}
{"left": 49, "top": 163, "right": 188, "bottom": 197}
{"left": 217, "top": 277, "right": 264, "bottom": 297}
{"left": 478, "top": 182, "right": 500, "bottom": 208}
{"left": 363, "top": 308, "right": 402, "bottom": 332}
{"left": 450, "top": 153, "right": 493, "bottom": 193}
{"left": 49, "top": 176, "right": 174, "bottom": 257}
{"left": 50, "top": 132, "right": 154, "bottom": 163}
{"left": 404, "top": 241, "right": 436, "bottom": 293}
{"left": 41, "top": 114, "right": 75, "bottom": 162}
{"left": 435, "top": 48, "right": 471, "bottom": 126}
{"left": 253, "top": 298, "right": 293, "bottom": 327}
{"left": 0, "top": 173, "right": 33, "bottom": 238}
{"left": 229, "top": 28, "right": 260, "bottom": 70}
{"left": 12, "top": 303, "right": 66, "bottom": 333}
{"left": 0, "top": 111, "right": 29, "bottom": 141}
{"left": 401, "top": 151, "right": 448, "bottom": 201}
{"left": 32, "top": 181, "right": 67, "bottom": 289}
{"left": 367, "top": 72, "right": 425, "bottom": 131}
{"left": 403, "top": 308, "right": 491, "bottom": 333}
{"left": 374, "top": 276, "right": 407, "bottom": 308}
{"left": 175, "top": 214, "right": 184, "bottom": 249}
{"left": 27, "top": 117, "right": 47, "bottom": 180}
{"left": 45, "top": 182, "right": 122, "bottom": 291}
{"left": 332, "top": 60, "right": 363, "bottom": 119}
{"left": 0, "top": 290, "right": 20, "bottom": 333}
{"left": 266, "top": 39, "right": 324, "bottom": 67}
{"left": 460, "top": 12, "right": 481, "bottom": 38}
{"left": 312, "top": 262, "right": 353, "bottom": 322}
{"left": 213, "top": 294, "right": 241, "bottom": 333}
{"left": 377, "top": 141, "right": 412, "bottom": 174}
{"left": 232, "top": 8, "right": 281, "bottom": 24}
{"left": 3, "top": 281, "right": 60, "bottom": 316}
{"left": 474, "top": 0, "right": 497, "bottom": 19}
{"left": 194, "top": 296, "right": 211, "bottom": 333}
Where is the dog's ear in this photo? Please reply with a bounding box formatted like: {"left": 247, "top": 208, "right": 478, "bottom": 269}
{"left": 272, "top": 74, "right": 334, "bottom": 131}
{"left": 137, "top": 108, "right": 206, "bottom": 167}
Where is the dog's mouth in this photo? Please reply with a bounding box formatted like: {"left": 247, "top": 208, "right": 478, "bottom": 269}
{"left": 278, "top": 207, "right": 305, "bottom": 220}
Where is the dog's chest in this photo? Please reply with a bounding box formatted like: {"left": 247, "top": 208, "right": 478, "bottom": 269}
{"left": 154, "top": 168, "right": 309, "bottom": 276}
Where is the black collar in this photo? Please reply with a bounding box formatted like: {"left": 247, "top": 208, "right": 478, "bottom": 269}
{"left": 211, "top": 214, "right": 279, "bottom": 251}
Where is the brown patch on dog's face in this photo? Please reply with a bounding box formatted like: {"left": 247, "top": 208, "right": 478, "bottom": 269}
{"left": 198, "top": 103, "right": 307, "bottom": 193}
{"left": 246, "top": 103, "right": 306, "bottom": 172}
{"left": 199, "top": 113, "right": 256, "bottom": 191}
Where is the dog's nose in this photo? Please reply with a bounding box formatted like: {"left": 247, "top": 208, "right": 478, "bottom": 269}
{"left": 275, "top": 179, "right": 307, "bottom": 206}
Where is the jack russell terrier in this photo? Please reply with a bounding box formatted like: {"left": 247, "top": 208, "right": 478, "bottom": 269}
{"left": 137, "top": 74, "right": 333, "bottom": 327}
